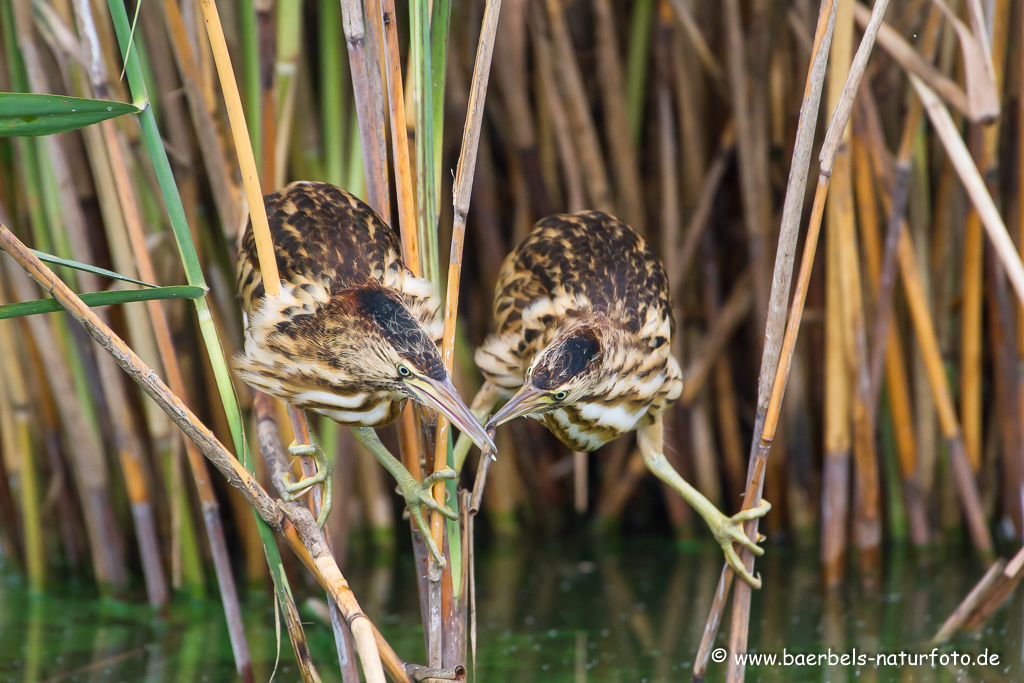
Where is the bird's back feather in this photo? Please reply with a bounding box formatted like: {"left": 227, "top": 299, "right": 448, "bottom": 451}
{"left": 234, "top": 182, "right": 441, "bottom": 427}
{"left": 477, "top": 211, "right": 682, "bottom": 450}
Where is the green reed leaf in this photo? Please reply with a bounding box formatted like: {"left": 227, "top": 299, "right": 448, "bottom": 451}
{"left": 0, "top": 92, "right": 139, "bottom": 137}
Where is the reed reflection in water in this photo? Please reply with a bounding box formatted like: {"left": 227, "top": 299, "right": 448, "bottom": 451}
{"left": 0, "top": 540, "right": 1021, "bottom": 682}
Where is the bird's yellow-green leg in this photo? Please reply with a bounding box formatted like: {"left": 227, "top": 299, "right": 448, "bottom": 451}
{"left": 284, "top": 442, "right": 333, "bottom": 528}
{"left": 351, "top": 426, "right": 458, "bottom": 567}
{"left": 637, "top": 416, "right": 770, "bottom": 588}
{"left": 453, "top": 382, "right": 502, "bottom": 473}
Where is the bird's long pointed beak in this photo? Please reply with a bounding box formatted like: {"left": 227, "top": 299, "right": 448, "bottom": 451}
{"left": 408, "top": 376, "right": 496, "bottom": 453}
{"left": 486, "top": 384, "right": 551, "bottom": 429}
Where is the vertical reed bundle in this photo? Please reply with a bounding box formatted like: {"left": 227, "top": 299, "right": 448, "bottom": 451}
{"left": 3, "top": 1, "right": 1024, "bottom": 680}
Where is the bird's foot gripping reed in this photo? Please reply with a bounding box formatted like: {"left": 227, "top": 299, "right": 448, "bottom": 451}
{"left": 234, "top": 181, "right": 493, "bottom": 567}
{"left": 351, "top": 426, "right": 458, "bottom": 567}
{"left": 474, "top": 210, "right": 771, "bottom": 587}
{"left": 282, "top": 441, "right": 333, "bottom": 527}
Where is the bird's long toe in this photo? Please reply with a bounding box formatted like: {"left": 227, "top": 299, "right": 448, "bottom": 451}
{"left": 712, "top": 510, "right": 767, "bottom": 589}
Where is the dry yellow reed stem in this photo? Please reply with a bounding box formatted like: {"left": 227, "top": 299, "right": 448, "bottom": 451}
{"left": 822, "top": 176, "right": 850, "bottom": 585}
{"left": 379, "top": 0, "right": 420, "bottom": 274}
{"left": 821, "top": 0, "right": 854, "bottom": 590}
{"left": 851, "top": 132, "right": 917, "bottom": 480}
{"left": 430, "top": 0, "right": 503, "bottom": 553}
{"left": 197, "top": 0, "right": 278, "bottom": 296}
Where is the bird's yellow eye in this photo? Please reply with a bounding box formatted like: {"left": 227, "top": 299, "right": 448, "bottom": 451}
{"left": 397, "top": 364, "right": 412, "bottom": 377}
{"left": 553, "top": 390, "right": 568, "bottom": 401}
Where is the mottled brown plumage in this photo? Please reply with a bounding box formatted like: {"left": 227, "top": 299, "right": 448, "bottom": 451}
{"left": 234, "top": 181, "right": 492, "bottom": 561}
{"left": 476, "top": 211, "right": 682, "bottom": 450}
{"left": 467, "top": 211, "right": 768, "bottom": 587}
{"left": 236, "top": 181, "right": 443, "bottom": 426}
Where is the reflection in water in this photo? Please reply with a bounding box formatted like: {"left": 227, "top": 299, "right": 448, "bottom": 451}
{"left": 1, "top": 540, "right": 1022, "bottom": 682}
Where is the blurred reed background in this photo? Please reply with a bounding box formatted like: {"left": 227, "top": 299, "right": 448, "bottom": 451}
{"left": 1, "top": 0, "right": 1023, "bottom": 678}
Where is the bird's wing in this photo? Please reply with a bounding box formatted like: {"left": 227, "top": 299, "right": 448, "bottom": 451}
{"left": 237, "top": 181, "right": 405, "bottom": 316}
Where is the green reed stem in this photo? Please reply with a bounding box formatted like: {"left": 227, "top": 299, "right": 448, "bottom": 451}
{"left": 105, "top": 3, "right": 295, "bottom": 675}
{"left": 626, "top": 0, "right": 654, "bottom": 143}
{"left": 412, "top": 0, "right": 440, "bottom": 285}
{"left": 239, "top": 0, "right": 261, "bottom": 166}
{"left": 0, "top": 285, "right": 206, "bottom": 320}
{"left": 430, "top": 0, "right": 452, "bottom": 207}
{"left": 321, "top": 0, "right": 345, "bottom": 187}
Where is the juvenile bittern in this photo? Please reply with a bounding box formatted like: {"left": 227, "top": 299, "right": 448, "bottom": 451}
{"left": 464, "top": 211, "right": 769, "bottom": 587}
{"left": 235, "top": 181, "right": 494, "bottom": 564}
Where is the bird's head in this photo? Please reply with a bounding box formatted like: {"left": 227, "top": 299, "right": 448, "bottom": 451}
{"left": 345, "top": 286, "right": 495, "bottom": 452}
{"left": 487, "top": 322, "right": 605, "bottom": 428}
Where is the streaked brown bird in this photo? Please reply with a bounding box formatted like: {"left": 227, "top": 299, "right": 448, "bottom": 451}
{"left": 460, "top": 211, "right": 769, "bottom": 587}
{"left": 235, "top": 181, "right": 494, "bottom": 564}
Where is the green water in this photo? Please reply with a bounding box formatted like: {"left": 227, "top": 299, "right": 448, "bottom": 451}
{"left": 0, "top": 540, "right": 1020, "bottom": 682}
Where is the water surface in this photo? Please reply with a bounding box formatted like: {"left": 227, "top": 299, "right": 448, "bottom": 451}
{"left": 1, "top": 539, "right": 1020, "bottom": 682}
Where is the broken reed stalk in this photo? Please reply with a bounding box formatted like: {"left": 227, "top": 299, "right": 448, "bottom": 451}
{"left": 431, "top": 0, "right": 503, "bottom": 561}
{"left": 196, "top": 0, "right": 278, "bottom": 295}
{"left": 0, "top": 222, "right": 391, "bottom": 683}
{"left": 694, "top": 0, "right": 836, "bottom": 676}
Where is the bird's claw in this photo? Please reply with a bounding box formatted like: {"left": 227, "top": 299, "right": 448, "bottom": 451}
{"left": 400, "top": 468, "right": 459, "bottom": 567}
{"left": 284, "top": 441, "right": 333, "bottom": 528}
{"left": 711, "top": 499, "right": 771, "bottom": 589}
